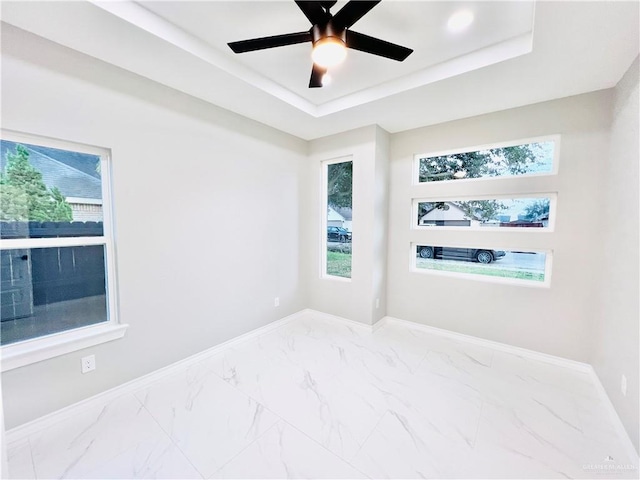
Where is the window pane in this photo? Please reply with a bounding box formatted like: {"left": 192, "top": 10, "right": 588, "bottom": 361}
{"left": 1, "top": 245, "right": 108, "bottom": 345}
{"left": 417, "top": 198, "right": 551, "bottom": 228}
{"left": 326, "top": 161, "right": 352, "bottom": 278}
{"left": 0, "top": 140, "right": 103, "bottom": 236}
{"left": 418, "top": 141, "right": 554, "bottom": 183}
{"left": 415, "top": 245, "right": 547, "bottom": 283}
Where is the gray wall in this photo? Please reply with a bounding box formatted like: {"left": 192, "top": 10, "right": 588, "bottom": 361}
{"left": 592, "top": 57, "right": 639, "bottom": 453}
{"left": 1, "top": 23, "right": 638, "bottom": 455}
{"left": 303, "top": 126, "right": 390, "bottom": 326}
{"left": 387, "top": 91, "right": 612, "bottom": 362}
{"left": 1, "top": 25, "right": 308, "bottom": 429}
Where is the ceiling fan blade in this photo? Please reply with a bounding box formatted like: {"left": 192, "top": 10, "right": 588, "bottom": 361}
{"left": 228, "top": 31, "right": 312, "bottom": 53}
{"left": 345, "top": 30, "right": 413, "bottom": 61}
{"left": 295, "top": 1, "right": 328, "bottom": 25}
{"left": 309, "top": 64, "right": 327, "bottom": 88}
{"left": 332, "top": 1, "right": 381, "bottom": 30}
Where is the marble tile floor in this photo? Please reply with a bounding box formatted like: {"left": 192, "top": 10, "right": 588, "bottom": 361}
{"left": 6, "top": 313, "right": 639, "bottom": 479}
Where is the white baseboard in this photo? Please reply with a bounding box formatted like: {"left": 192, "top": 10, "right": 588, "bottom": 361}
{"left": 5, "top": 309, "right": 304, "bottom": 444}
{"left": 587, "top": 366, "right": 640, "bottom": 464}
{"left": 303, "top": 308, "right": 377, "bottom": 332}
{"left": 379, "top": 315, "right": 638, "bottom": 463}
{"left": 382, "top": 316, "right": 592, "bottom": 372}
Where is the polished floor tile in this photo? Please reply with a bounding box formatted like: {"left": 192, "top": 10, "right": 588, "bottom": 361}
{"left": 135, "top": 363, "right": 279, "bottom": 478}
{"left": 6, "top": 439, "right": 36, "bottom": 480}
{"left": 211, "top": 421, "right": 367, "bottom": 479}
{"left": 6, "top": 313, "right": 638, "bottom": 479}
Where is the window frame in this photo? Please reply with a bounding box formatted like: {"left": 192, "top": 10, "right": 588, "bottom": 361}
{"left": 321, "top": 155, "right": 353, "bottom": 282}
{"left": 411, "top": 193, "right": 558, "bottom": 233}
{"left": 0, "top": 130, "right": 126, "bottom": 371}
{"left": 412, "top": 134, "right": 561, "bottom": 186}
{"left": 410, "top": 242, "right": 553, "bottom": 288}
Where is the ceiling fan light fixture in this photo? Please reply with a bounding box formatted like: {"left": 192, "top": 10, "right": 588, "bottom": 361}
{"left": 312, "top": 37, "right": 347, "bottom": 68}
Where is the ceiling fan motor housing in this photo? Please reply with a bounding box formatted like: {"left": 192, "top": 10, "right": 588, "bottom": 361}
{"left": 311, "top": 22, "right": 346, "bottom": 47}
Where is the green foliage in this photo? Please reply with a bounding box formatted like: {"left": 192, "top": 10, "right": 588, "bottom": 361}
{"left": 326, "top": 251, "right": 352, "bottom": 278}
{"left": 327, "top": 161, "right": 352, "bottom": 209}
{"left": 49, "top": 187, "right": 74, "bottom": 221}
{"left": 416, "top": 258, "right": 544, "bottom": 282}
{"left": 419, "top": 144, "right": 544, "bottom": 182}
{"left": 457, "top": 200, "right": 506, "bottom": 223}
{"left": 523, "top": 198, "right": 550, "bottom": 221}
{"left": 0, "top": 144, "right": 73, "bottom": 222}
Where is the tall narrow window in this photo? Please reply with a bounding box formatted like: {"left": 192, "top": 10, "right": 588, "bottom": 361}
{"left": 1, "top": 131, "right": 123, "bottom": 370}
{"left": 323, "top": 158, "right": 352, "bottom": 279}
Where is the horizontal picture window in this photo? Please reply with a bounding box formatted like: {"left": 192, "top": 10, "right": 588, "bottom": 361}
{"left": 415, "top": 245, "right": 549, "bottom": 285}
{"left": 417, "top": 138, "right": 556, "bottom": 183}
{"left": 416, "top": 197, "right": 554, "bottom": 229}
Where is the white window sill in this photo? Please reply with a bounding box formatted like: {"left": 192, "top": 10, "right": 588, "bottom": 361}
{"left": 1, "top": 323, "right": 129, "bottom": 372}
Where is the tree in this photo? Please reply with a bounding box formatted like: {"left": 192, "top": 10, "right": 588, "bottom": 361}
{"left": 457, "top": 200, "right": 506, "bottom": 223}
{"left": 419, "top": 200, "right": 505, "bottom": 223}
{"left": 49, "top": 187, "right": 73, "bottom": 221}
{"left": 327, "top": 161, "right": 352, "bottom": 209}
{"left": 0, "top": 144, "right": 73, "bottom": 221}
{"left": 418, "top": 144, "right": 543, "bottom": 182}
{"left": 522, "top": 198, "right": 550, "bottom": 221}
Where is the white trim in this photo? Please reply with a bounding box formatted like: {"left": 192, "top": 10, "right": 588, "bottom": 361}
{"left": 0, "top": 237, "right": 106, "bottom": 250}
{"left": 381, "top": 315, "right": 591, "bottom": 372}
{"left": 587, "top": 366, "right": 640, "bottom": 464}
{"left": 1, "top": 323, "right": 128, "bottom": 372}
{"left": 303, "top": 308, "right": 372, "bottom": 332}
{"left": 412, "top": 134, "right": 561, "bottom": 186}
{"left": 0, "top": 131, "right": 123, "bottom": 366}
{"left": 411, "top": 244, "right": 553, "bottom": 288}
{"left": 0, "top": 129, "right": 110, "bottom": 157}
{"left": 1, "top": 396, "right": 7, "bottom": 480}
{"left": 412, "top": 193, "right": 558, "bottom": 233}
{"left": 5, "top": 310, "right": 303, "bottom": 443}
{"left": 66, "top": 197, "right": 102, "bottom": 206}
{"left": 100, "top": 150, "right": 120, "bottom": 345}
{"left": 320, "top": 156, "right": 353, "bottom": 281}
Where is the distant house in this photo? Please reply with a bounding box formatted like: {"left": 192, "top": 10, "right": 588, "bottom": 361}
{"left": 1, "top": 141, "right": 103, "bottom": 222}
{"left": 419, "top": 202, "right": 480, "bottom": 227}
{"left": 327, "top": 206, "right": 352, "bottom": 231}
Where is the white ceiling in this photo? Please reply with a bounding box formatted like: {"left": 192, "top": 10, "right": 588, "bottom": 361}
{"left": 1, "top": 1, "right": 638, "bottom": 140}
{"left": 137, "top": 1, "right": 535, "bottom": 105}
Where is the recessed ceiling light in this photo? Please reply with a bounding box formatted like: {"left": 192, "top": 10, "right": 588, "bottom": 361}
{"left": 447, "top": 10, "right": 474, "bottom": 33}
{"left": 322, "top": 73, "right": 332, "bottom": 86}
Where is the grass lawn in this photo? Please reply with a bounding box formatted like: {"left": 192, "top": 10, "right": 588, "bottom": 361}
{"left": 416, "top": 258, "right": 545, "bottom": 282}
{"left": 327, "top": 251, "right": 352, "bottom": 278}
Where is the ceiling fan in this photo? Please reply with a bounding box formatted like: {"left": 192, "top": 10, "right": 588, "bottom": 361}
{"left": 227, "top": 0, "right": 413, "bottom": 88}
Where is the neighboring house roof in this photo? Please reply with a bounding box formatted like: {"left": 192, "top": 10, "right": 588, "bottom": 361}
{"left": 334, "top": 207, "right": 352, "bottom": 221}
{"left": 327, "top": 206, "right": 345, "bottom": 221}
{"left": 421, "top": 202, "right": 482, "bottom": 221}
{"left": 1, "top": 141, "right": 102, "bottom": 200}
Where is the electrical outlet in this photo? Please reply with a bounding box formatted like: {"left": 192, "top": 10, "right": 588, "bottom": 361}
{"left": 274, "top": 297, "right": 280, "bottom": 307}
{"left": 81, "top": 355, "right": 96, "bottom": 374}
{"left": 621, "top": 374, "right": 627, "bottom": 396}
